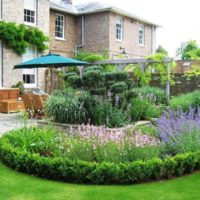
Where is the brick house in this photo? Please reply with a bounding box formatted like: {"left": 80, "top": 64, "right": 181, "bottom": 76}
{"left": 50, "top": 0, "right": 159, "bottom": 58}
{"left": 0, "top": 0, "right": 158, "bottom": 90}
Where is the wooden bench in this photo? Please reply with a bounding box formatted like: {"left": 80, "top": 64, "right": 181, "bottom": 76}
{"left": 0, "top": 89, "right": 24, "bottom": 113}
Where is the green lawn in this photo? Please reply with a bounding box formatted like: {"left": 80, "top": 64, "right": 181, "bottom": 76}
{"left": 1, "top": 162, "right": 200, "bottom": 200}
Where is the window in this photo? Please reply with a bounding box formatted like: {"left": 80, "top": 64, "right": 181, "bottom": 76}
{"left": 23, "top": 47, "right": 37, "bottom": 88}
{"left": 24, "top": 0, "right": 37, "bottom": 25}
{"left": 55, "top": 14, "right": 65, "bottom": 39}
{"left": 139, "top": 24, "right": 145, "bottom": 46}
{"left": 116, "top": 17, "right": 123, "bottom": 41}
{"left": 0, "top": 0, "right": 2, "bottom": 20}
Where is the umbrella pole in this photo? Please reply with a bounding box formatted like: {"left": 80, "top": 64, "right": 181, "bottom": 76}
{"left": 50, "top": 68, "right": 53, "bottom": 93}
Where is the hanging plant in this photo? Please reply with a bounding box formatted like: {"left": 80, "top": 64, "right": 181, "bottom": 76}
{"left": 0, "top": 21, "right": 48, "bottom": 55}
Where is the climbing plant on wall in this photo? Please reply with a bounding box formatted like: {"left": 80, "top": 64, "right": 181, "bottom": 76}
{"left": 0, "top": 21, "right": 48, "bottom": 55}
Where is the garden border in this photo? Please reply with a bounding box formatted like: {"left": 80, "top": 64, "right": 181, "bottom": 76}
{"left": 0, "top": 135, "right": 200, "bottom": 184}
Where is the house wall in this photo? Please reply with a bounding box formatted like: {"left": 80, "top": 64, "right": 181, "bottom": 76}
{"left": 49, "top": 9, "right": 76, "bottom": 57}
{"left": 76, "top": 11, "right": 155, "bottom": 58}
{"left": 109, "top": 12, "right": 155, "bottom": 58}
{"left": 1, "top": 0, "right": 49, "bottom": 89}
{"left": 80, "top": 12, "right": 110, "bottom": 54}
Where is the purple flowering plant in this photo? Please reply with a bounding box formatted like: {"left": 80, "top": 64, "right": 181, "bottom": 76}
{"left": 157, "top": 107, "right": 200, "bottom": 154}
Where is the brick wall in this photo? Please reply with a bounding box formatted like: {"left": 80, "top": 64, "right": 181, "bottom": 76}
{"left": 80, "top": 12, "right": 110, "bottom": 54}
{"left": 49, "top": 9, "right": 76, "bottom": 57}
{"left": 75, "top": 11, "right": 155, "bottom": 58}
{"left": 109, "top": 12, "right": 155, "bottom": 58}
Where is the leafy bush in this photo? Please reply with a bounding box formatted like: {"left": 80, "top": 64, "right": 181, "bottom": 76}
{"left": 67, "top": 75, "right": 83, "bottom": 88}
{"left": 131, "top": 98, "right": 161, "bottom": 121}
{"left": 133, "top": 86, "right": 167, "bottom": 104}
{"left": 110, "top": 82, "right": 128, "bottom": 94}
{"left": 104, "top": 72, "right": 129, "bottom": 82}
{"left": 91, "top": 99, "right": 129, "bottom": 127}
{"left": 83, "top": 70, "right": 104, "bottom": 88}
{"left": 170, "top": 90, "right": 200, "bottom": 112}
{"left": 63, "top": 72, "right": 77, "bottom": 81}
{"left": 90, "top": 88, "right": 106, "bottom": 95}
{"left": 1, "top": 128, "right": 200, "bottom": 184}
{"left": 157, "top": 108, "right": 200, "bottom": 155}
{"left": 45, "top": 90, "right": 87, "bottom": 124}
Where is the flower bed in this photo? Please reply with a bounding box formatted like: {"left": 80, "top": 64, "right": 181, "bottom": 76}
{"left": 0, "top": 121, "right": 200, "bottom": 184}
{"left": 0, "top": 134, "right": 199, "bottom": 184}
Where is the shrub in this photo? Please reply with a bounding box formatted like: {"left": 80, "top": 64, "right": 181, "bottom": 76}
{"left": 110, "top": 82, "right": 128, "bottom": 94}
{"left": 1, "top": 128, "right": 200, "bottom": 184}
{"left": 91, "top": 99, "right": 129, "bottom": 127}
{"left": 133, "top": 86, "right": 167, "bottom": 104}
{"left": 63, "top": 72, "right": 77, "bottom": 81}
{"left": 130, "top": 98, "right": 161, "bottom": 121}
{"left": 67, "top": 75, "right": 83, "bottom": 88}
{"left": 170, "top": 90, "right": 200, "bottom": 112}
{"left": 45, "top": 90, "right": 87, "bottom": 124}
{"left": 104, "top": 72, "right": 129, "bottom": 82}
{"left": 83, "top": 70, "right": 104, "bottom": 88}
{"left": 90, "top": 88, "right": 106, "bottom": 95}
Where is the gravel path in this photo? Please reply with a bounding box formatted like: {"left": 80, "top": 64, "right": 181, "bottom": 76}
{"left": 0, "top": 113, "right": 37, "bottom": 136}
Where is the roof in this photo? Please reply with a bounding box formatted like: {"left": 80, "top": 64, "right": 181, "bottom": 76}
{"left": 50, "top": 0, "right": 78, "bottom": 14}
{"left": 49, "top": 1, "right": 160, "bottom": 27}
{"left": 75, "top": 1, "right": 160, "bottom": 26}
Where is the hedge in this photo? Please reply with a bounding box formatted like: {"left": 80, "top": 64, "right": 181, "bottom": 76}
{"left": 0, "top": 137, "right": 200, "bottom": 184}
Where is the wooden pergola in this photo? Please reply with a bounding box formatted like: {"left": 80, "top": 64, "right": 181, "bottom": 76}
{"left": 89, "top": 58, "right": 174, "bottom": 104}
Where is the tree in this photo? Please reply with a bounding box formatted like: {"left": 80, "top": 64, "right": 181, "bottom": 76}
{"left": 176, "top": 40, "right": 200, "bottom": 60}
{"left": 156, "top": 45, "right": 168, "bottom": 56}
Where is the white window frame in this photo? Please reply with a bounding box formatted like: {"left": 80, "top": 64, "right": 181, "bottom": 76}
{"left": 55, "top": 14, "right": 65, "bottom": 40}
{"left": 116, "top": 17, "right": 123, "bottom": 41}
{"left": 22, "top": 47, "right": 37, "bottom": 88}
{"left": 139, "top": 24, "right": 145, "bottom": 46}
{"left": 24, "top": 0, "right": 37, "bottom": 26}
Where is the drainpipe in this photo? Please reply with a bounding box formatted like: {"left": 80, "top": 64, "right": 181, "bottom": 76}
{"left": 151, "top": 25, "right": 155, "bottom": 54}
{"left": 75, "top": 14, "right": 84, "bottom": 56}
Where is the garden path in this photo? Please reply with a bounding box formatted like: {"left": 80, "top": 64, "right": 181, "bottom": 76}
{"left": 0, "top": 113, "right": 37, "bottom": 136}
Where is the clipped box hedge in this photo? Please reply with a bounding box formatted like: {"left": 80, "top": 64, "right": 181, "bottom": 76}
{"left": 0, "top": 136, "right": 200, "bottom": 184}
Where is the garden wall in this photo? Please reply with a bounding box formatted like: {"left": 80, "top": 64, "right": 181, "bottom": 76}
{"left": 150, "top": 73, "right": 200, "bottom": 96}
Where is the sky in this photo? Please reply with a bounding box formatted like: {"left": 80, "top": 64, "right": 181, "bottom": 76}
{"left": 73, "top": 0, "right": 200, "bottom": 57}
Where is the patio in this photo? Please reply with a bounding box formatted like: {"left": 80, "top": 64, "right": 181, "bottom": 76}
{"left": 0, "top": 113, "right": 37, "bottom": 136}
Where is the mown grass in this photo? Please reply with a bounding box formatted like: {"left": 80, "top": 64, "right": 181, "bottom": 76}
{"left": 1, "top": 162, "right": 200, "bottom": 200}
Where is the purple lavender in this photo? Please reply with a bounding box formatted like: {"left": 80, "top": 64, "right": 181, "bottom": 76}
{"left": 157, "top": 107, "right": 200, "bottom": 143}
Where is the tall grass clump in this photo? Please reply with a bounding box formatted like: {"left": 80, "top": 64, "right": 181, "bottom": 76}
{"left": 170, "top": 90, "right": 200, "bottom": 112}
{"left": 45, "top": 90, "right": 87, "bottom": 124}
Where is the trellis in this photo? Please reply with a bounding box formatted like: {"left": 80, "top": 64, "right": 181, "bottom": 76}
{"left": 89, "top": 58, "right": 174, "bottom": 104}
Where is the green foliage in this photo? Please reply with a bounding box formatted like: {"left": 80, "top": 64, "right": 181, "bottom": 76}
{"left": 156, "top": 45, "right": 168, "bottom": 56}
{"left": 45, "top": 90, "right": 87, "bottom": 124}
{"left": 176, "top": 40, "right": 200, "bottom": 60}
{"left": 76, "top": 52, "right": 106, "bottom": 62}
{"left": 90, "top": 99, "right": 129, "bottom": 127}
{"left": 0, "top": 21, "right": 48, "bottom": 55}
{"left": 131, "top": 98, "right": 161, "bottom": 121}
{"left": 83, "top": 69, "right": 104, "bottom": 88}
{"left": 67, "top": 75, "right": 83, "bottom": 88}
{"left": 1, "top": 129, "right": 200, "bottom": 184}
{"left": 11, "top": 81, "right": 25, "bottom": 95}
{"left": 104, "top": 72, "right": 129, "bottom": 82}
{"left": 63, "top": 72, "right": 77, "bottom": 81}
{"left": 133, "top": 86, "right": 167, "bottom": 104}
{"left": 163, "top": 128, "right": 200, "bottom": 156}
{"left": 90, "top": 88, "right": 106, "bottom": 95}
{"left": 169, "top": 90, "right": 200, "bottom": 112}
{"left": 110, "top": 82, "right": 128, "bottom": 94}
